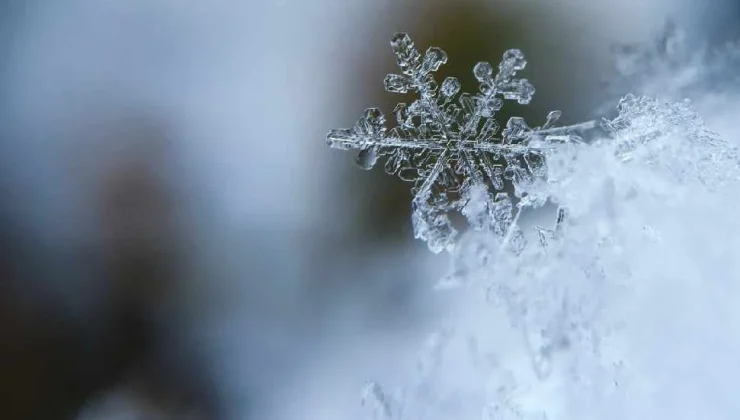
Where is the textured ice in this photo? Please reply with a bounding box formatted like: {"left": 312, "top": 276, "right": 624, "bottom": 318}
{"left": 350, "top": 87, "right": 740, "bottom": 420}
{"left": 326, "top": 30, "right": 740, "bottom": 420}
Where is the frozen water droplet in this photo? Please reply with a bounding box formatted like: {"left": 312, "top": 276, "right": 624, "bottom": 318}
{"left": 356, "top": 146, "right": 379, "bottom": 170}
{"left": 440, "top": 77, "right": 461, "bottom": 98}
{"left": 473, "top": 61, "right": 494, "bottom": 83}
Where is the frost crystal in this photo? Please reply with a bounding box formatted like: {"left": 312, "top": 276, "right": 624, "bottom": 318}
{"left": 327, "top": 33, "right": 595, "bottom": 252}
{"left": 602, "top": 94, "right": 740, "bottom": 187}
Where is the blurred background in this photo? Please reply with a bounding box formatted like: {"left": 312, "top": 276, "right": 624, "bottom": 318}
{"left": 0, "top": 0, "right": 738, "bottom": 419}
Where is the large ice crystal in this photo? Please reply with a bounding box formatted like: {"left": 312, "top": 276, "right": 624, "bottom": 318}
{"left": 327, "top": 33, "right": 595, "bottom": 253}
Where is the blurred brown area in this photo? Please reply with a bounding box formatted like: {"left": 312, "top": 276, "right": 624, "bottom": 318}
{"left": 0, "top": 116, "right": 213, "bottom": 419}
{"left": 98, "top": 119, "right": 179, "bottom": 315}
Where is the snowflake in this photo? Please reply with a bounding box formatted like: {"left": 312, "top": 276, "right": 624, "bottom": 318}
{"left": 327, "top": 33, "right": 596, "bottom": 252}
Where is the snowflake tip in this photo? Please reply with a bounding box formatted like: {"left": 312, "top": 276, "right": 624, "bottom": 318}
{"left": 473, "top": 61, "right": 494, "bottom": 83}
{"left": 421, "top": 46, "right": 448, "bottom": 74}
{"left": 390, "top": 32, "right": 420, "bottom": 73}
{"left": 502, "top": 49, "right": 527, "bottom": 71}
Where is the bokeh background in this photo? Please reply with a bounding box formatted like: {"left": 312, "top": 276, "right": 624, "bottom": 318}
{"left": 0, "top": 1, "right": 738, "bottom": 419}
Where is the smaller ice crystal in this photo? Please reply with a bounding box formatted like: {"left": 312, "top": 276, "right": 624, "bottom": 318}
{"left": 602, "top": 94, "right": 740, "bottom": 187}
{"left": 327, "top": 33, "right": 596, "bottom": 252}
